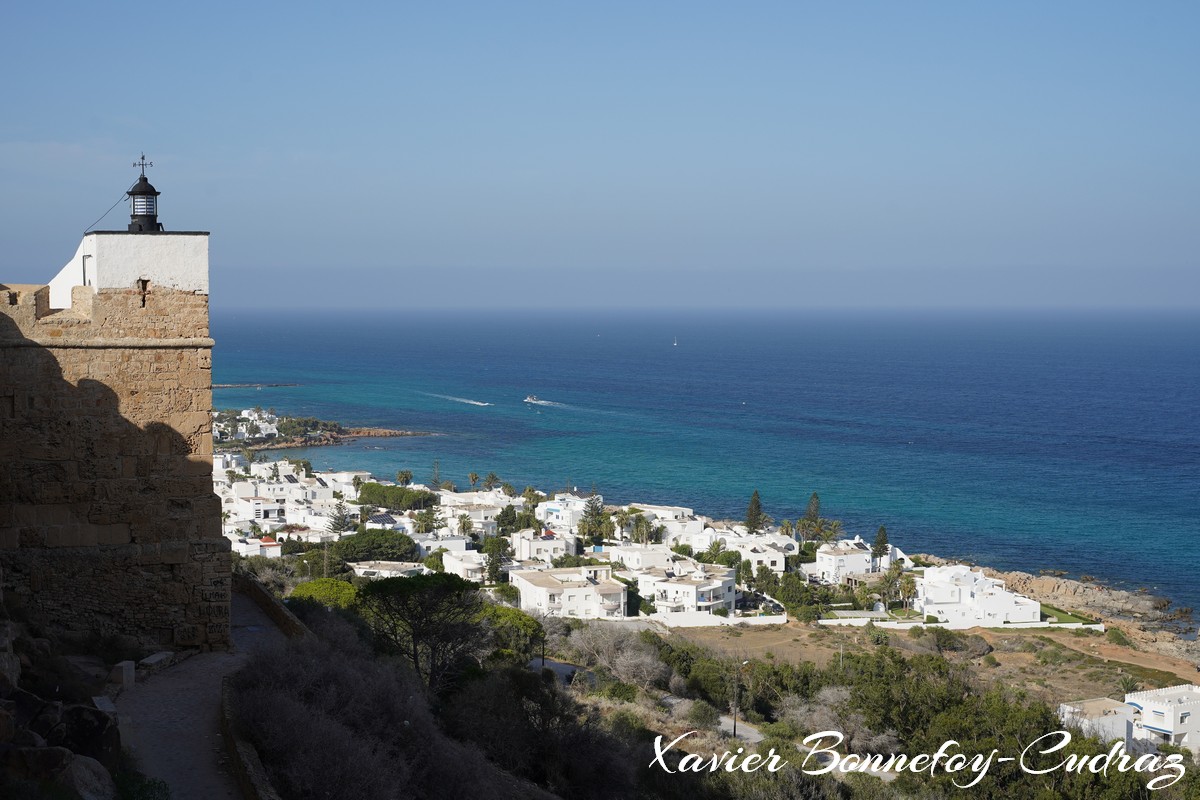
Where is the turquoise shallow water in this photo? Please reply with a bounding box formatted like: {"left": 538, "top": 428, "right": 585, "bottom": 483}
{"left": 211, "top": 308, "right": 1200, "bottom": 618}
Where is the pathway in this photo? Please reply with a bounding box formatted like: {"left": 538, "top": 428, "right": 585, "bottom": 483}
{"left": 115, "top": 591, "right": 287, "bottom": 799}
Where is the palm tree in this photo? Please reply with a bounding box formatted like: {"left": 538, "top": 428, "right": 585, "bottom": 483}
{"left": 614, "top": 508, "right": 633, "bottom": 540}
{"left": 876, "top": 567, "right": 901, "bottom": 611}
{"left": 458, "top": 513, "right": 474, "bottom": 538}
{"left": 779, "top": 519, "right": 795, "bottom": 538}
{"left": 1116, "top": 675, "right": 1141, "bottom": 695}
{"left": 467, "top": 472, "right": 480, "bottom": 490}
{"left": 899, "top": 574, "right": 917, "bottom": 614}
{"left": 483, "top": 472, "right": 500, "bottom": 490}
{"left": 396, "top": 469, "right": 413, "bottom": 486}
{"left": 651, "top": 523, "right": 667, "bottom": 544}
{"left": 701, "top": 539, "right": 725, "bottom": 563}
{"left": 819, "top": 519, "right": 844, "bottom": 546}
{"left": 352, "top": 475, "right": 363, "bottom": 495}
{"left": 631, "top": 514, "right": 652, "bottom": 545}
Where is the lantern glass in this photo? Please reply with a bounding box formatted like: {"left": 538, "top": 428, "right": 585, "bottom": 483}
{"left": 133, "top": 195, "right": 156, "bottom": 215}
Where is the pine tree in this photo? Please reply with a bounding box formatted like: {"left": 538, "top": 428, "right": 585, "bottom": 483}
{"left": 871, "top": 525, "right": 890, "bottom": 561}
{"left": 805, "top": 492, "right": 820, "bottom": 524}
{"left": 745, "top": 490, "right": 766, "bottom": 535}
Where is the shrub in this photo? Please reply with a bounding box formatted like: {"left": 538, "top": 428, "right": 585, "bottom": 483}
{"left": 603, "top": 681, "right": 639, "bottom": 703}
{"left": 289, "top": 577, "right": 357, "bottom": 609}
{"left": 982, "top": 654, "right": 999, "bottom": 668}
{"left": 1106, "top": 627, "right": 1135, "bottom": 648}
{"left": 712, "top": 607, "right": 729, "bottom": 618}
{"left": 686, "top": 700, "right": 721, "bottom": 730}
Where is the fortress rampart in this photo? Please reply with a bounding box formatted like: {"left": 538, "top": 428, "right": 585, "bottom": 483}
{"left": 0, "top": 244, "right": 229, "bottom": 649}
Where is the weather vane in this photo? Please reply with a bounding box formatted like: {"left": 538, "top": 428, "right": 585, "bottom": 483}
{"left": 132, "top": 153, "right": 153, "bottom": 176}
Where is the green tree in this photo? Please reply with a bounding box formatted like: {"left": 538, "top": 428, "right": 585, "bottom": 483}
{"left": 614, "top": 508, "right": 633, "bottom": 540}
{"left": 326, "top": 501, "right": 356, "bottom": 534}
{"left": 467, "top": 471, "right": 479, "bottom": 490}
{"left": 430, "top": 459, "right": 441, "bottom": 487}
{"left": 1116, "top": 674, "right": 1141, "bottom": 695}
{"left": 899, "top": 573, "right": 917, "bottom": 613}
{"left": 714, "top": 550, "right": 742, "bottom": 569}
{"left": 423, "top": 548, "right": 447, "bottom": 573}
{"left": 738, "top": 558, "right": 755, "bottom": 587}
{"left": 332, "top": 528, "right": 419, "bottom": 563}
{"left": 355, "top": 574, "right": 486, "bottom": 693}
{"left": 482, "top": 471, "right": 500, "bottom": 490}
{"left": 871, "top": 525, "right": 890, "bottom": 562}
{"left": 457, "top": 513, "right": 474, "bottom": 539}
{"left": 269, "top": 462, "right": 280, "bottom": 480}
{"left": 495, "top": 504, "right": 518, "bottom": 535}
{"left": 577, "top": 495, "right": 614, "bottom": 546}
{"left": 289, "top": 577, "right": 357, "bottom": 609}
{"left": 479, "top": 604, "right": 543, "bottom": 665}
{"left": 778, "top": 519, "right": 794, "bottom": 538}
{"left": 482, "top": 536, "right": 509, "bottom": 584}
{"left": 500, "top": 482, "right": 516, "bottom": 497}
{"left": 396, "top": 469, "right": 413, "bottom": 486}
{"left": 699, "top": 539, "right": 724, "bottom": 564}
{"left": 805, "top": 492, "right": 820, "bottom": 524}
{"left": 744, "top": 489, "right": 767, "bottom": 534}
{"left": 671, "top": 543, "right": 694, "bottom": 558}
{"left": 414, "top": 507, "right": 444, "bottom": 534}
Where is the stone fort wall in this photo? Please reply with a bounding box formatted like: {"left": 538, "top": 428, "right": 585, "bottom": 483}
{"left": 0, "top": 280, "right": 229, "bottom": 650}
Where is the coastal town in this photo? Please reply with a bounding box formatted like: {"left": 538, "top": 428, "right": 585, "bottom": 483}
{"left": 215, "top": 410, "right": 1200, "bottom": 768}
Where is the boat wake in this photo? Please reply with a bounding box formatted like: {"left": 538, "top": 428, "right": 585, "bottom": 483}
{"left": 524, "top": 395, "right": 567, "bottom": 408}
{"left": 425, "top": 393, "right": 494, "bottom": 407}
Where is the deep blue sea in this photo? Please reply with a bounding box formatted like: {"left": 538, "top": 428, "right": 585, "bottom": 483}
{"left": 212, "top": 309, "right": 1200, "bottom": 619}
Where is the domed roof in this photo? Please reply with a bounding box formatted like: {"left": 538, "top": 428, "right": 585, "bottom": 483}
{"left": 127, "top": 174, "right": 160, "bottom": 197}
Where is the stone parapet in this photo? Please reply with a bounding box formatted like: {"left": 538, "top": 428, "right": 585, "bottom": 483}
{"left": 0, "top": 280, "right": 228, "bottom": 650}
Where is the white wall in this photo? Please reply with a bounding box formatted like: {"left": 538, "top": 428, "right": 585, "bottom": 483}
{"left": 49, "top": 232, "right": 209, "bottom": 310}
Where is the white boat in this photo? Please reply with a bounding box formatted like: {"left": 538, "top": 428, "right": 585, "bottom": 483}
{"left": 525, "top": 394, "right": 539, "bottom": 403}
{"left": 525, "top": 395, "right": 555, "bottom": 406}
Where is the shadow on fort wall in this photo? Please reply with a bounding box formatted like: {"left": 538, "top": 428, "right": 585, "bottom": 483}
{"left": 0, "top": 304, "right": 229, "bottom": 649}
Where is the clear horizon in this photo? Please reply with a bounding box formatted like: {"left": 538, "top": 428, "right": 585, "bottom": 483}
{"left": 2, "top": 3, "right": 1197, "bottom": 310}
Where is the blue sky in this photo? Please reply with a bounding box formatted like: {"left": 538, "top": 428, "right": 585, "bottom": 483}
{"left": 1, "top": 2, "right": 1196, "bottom": 309}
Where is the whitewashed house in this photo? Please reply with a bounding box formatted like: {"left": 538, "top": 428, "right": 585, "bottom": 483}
{"left": 1125, "top": 685, "right": 1200, "bottom": 754}
{"left": 512, "top": 528, "right": 569, "bottom": 564}
{"left": 635, "top": 561, "right": 737, "bottom": 615}
{"left": 509, "top": 565, "right": 626, "bottom": 619}
{"left": 728, "top": 540, "right": 792, "bottom": 575}
{"left": 231, "top": 495, "right": 286, "bottom": 526}
{"left": 607, "top": 544, "right": 675, "bottom": 571}
{"left": 442, "top": 550, "right": 489, "bottom": 582}
{"left": 813, "top": 535, "right": 909, "bottom": 585}
{"left": 914, "top": 564, "right": 1040, "bottom": 628}
{"left": 1058, "top": 698, "right": 1136, "bottom": 745}
{"left": 535, "top": 493, "right": 596, "bottom": 531}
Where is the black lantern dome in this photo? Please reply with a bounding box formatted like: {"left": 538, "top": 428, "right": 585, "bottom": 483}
{"left": 127, "top": 156, "right": 164, "bottom": 232}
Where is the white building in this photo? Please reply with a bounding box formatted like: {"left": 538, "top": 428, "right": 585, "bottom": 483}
{"left": 635, "top": 561, "right": 737, "bottom": 615}
{"left": 1125, "top": 685, "right": 1200, "bottom": 753}
{"left": 813, "top": 535, "right": 909, "bottom": 585}
{"left": 1058, "top": 698, "right": 1136, "bottom": 745}
{"left": 348, "top": 561, "right": 430, "bottom": 580}
{"left": 536, "top": 493, "right": 597, "bottom": 531}
{"left": 512, "top": 528, "right": 569, "bottom": 564}
{"left": 914, "top": 564, "right": 1040, "bottom": 628}
{"left": 509, "top": 565, "right": 626, "bottom": 619}
{"left": 608, "top": 544, "right": 675, "bottom": 571}
{"left": 728, "top": 540, "right": 792, "bottom": 575}
{"left": 442, "top": 550, "right": 488, "bottom": 582}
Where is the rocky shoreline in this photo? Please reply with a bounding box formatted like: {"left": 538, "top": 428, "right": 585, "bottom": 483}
{"left": 917, "top": 553, "right": 1200, "bottom": 663}
{"left": 218, "top": 427, "right": 436, "bottom": 453}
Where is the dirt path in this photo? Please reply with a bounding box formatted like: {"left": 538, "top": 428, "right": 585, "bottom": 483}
{"left": 115, "top": 592, "right": 287, "bottom": 799}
